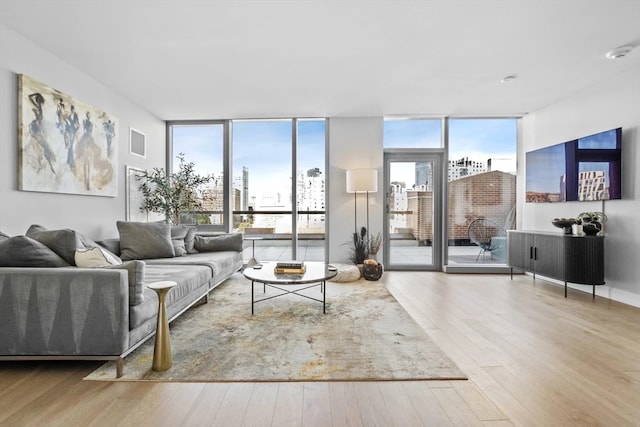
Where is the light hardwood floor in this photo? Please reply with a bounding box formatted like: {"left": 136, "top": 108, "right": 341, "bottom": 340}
{"left": 1, "top": 272, "right": 638, "bottom": 426}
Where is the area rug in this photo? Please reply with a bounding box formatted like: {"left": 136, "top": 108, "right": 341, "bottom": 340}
{"left": 85, "top": 273, "right": 466, "bottom": 382}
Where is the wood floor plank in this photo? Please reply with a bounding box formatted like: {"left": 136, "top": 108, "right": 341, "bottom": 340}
{"left": 452, "top": 380, "right": 508, "bottom": 422}
{"left": 210, "top": 382, "right": 254, "bottom": 425}
{"left": 0, "top": 363, "right": 86, "bottom": 425}
{"left": 328, "top": 382, "right": 364, "bottom": 427}
{"left": 243, "top": 382, "right": 279, "bottom": 427}
{"left": 272, "top": 382, "right": 304, "bottom": 426}
{"left": 301, "top": 381, "right": 332, "bottom": 426}
{"left": 377, "top": 381, "right": 427, "bottom": 426}
{"left": 180, "top": 383, "right": 231, "bottom": 426}
{"left": 114, "top": 382, "right": 194, "bottom": 426}
{"left": 351, "top": 382, "right": 394, "bottom": 427}
{"left": 431, "top": 386, "right": 486, "bottom": 427}
{"left": 402, "top": 381, "right": 453, "bottom": 426}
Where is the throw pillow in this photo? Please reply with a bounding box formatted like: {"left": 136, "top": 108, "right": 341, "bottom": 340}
{"left": 96, "top": 238, "right": 121, "bottom": 257}
{"left": 0, "top": 231, "right": 9, "bottom": 241}
{"left": 25, "top": 225, "right": 83, "bottom": 265}
{"left": 170, "top": 225, "right": 190, "bottom": 257}
{"left": 0, "top": 235, "right": 70, "bottom": 267}
{"left": 103, "top": 260, "right": 146, "bottom": 306}
{"left": 184, "top": 226, "right": 198, "bottom": 254}
{"left": 75, "top": 246, "right": 122, "bottom": 267}
{"left": 117, "top": 221, "right": 175, "bottom": 260}
{"left": 194, "top": 233, "right": 243, "bottom": 252}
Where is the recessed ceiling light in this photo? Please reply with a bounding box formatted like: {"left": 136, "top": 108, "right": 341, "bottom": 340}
{"left": 501, "top": 75, "right": 517, "bottom": 83}
{"left": 605, "top": 45, "right": 634, "bottom": 59}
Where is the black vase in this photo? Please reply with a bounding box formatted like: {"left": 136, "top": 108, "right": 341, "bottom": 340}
{"left": 582, "top": 222, "right": 600, "bottom": 236}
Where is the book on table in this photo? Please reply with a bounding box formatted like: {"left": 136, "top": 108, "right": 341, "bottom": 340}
{"left": 275, "top": 260, "right": 305, "bottom": 269}
{"left": 274, "top": 266, "right": 306, "bottom": 274}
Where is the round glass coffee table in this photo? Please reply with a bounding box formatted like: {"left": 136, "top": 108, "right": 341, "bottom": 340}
{"left": 243, "top": 261, "right": 338, "bottom": 314}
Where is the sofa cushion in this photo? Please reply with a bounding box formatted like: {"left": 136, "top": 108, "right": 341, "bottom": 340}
{"left": 117, "top": 221, "right": 175, "bottom": 260}
{"left": 26, "top": 225, "right": 83, "bottom": 265}
{"left": 101, "top": 260, "right": 146, "bottom": 306}
{"left": 194, "top": 233, "right": 243, "bottom": 252}
{"left": 171, "top": 225, "right": 191, "bottom": 257}
{"left": 96, "top": 238, "right": 121, "bottom": 257}
{"left": 129, "top": 264, "right": 211, "bottom": 330}
{"left": 75, "top": 246, "right": 122, "bottom": 267}
{"left": 0, "top": 235, "right": 69, "bottom": 267}
{"left": 185, "top": 226, "right": 198, "bottom": 254}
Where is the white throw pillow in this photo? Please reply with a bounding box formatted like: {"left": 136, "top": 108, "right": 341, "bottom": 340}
{"left": 75, "top": 246, "right": 122, "bottom": 267}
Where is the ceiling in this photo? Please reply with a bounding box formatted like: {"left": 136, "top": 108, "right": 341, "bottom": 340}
{"left": 1, "top": 0, "right": 639, "bottom": 120}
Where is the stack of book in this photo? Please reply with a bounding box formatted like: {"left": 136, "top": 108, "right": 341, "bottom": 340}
{"left": 274, "top": 260, "right": 306, "bottom": 274}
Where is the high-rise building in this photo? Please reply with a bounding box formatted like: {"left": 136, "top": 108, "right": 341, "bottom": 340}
{"left": 448, "top": 157, "right": 486, "bottom": 181}
{"left": 415, "top": 162, "right": 432, "bottom": 191}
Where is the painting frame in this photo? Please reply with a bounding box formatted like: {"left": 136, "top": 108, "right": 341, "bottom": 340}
{"left": 125, "top": 166, "right": 148, "bottom": 222}
{"left": 18, "top": 74, "right": 118, "bottom": 197}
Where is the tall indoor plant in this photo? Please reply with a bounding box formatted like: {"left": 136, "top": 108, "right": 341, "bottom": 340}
{"left": 138, "top": 154, "right": 213, "bottom": 224}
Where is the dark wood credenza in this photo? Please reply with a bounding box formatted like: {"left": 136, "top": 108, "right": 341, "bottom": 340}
{"left": 507, "top": 230, "right": 605, "bottom": 298}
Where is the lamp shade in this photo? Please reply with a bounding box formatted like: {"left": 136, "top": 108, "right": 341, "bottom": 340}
{"left": 346, "top": 169, "right": 378, "bottom": 193}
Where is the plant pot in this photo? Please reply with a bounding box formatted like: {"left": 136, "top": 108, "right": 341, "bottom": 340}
{"left": 363, "top": 261, "right": 383, "bottom": 281}
{"left": 582, "top": 223, "right": 600, "bottom": 236}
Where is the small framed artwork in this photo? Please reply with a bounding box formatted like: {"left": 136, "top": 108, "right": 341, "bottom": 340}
{"left": 129, "top": 128, "right": 146, "bottom": 158}
{"left": 125, "top": 165, "right": 148, "bottom": 221}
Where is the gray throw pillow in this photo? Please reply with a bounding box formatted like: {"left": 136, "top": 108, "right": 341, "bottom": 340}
{"left": 184, "top": 226, "right": 198, "bottom": 254}
{"left": 103, "top": 260, "right": 146, "bottom": 306}
{"left": 26, "top": 225, "right": 84, "bottom": 265}
{"left": 96, "top": 238, "right": 121, "bottom": 257}
{"left": 0, "top": 231, "right": 9, "bottom": 241}
{"left": 0, "top": 235, "right": 70, "bottom": 267}
{"left": 194, "top": 233, "right": 243, "bottom": 252}
{"left": 171, "top": 225, "right": 190, "bottom": 257}
{"left": 117, "top": 221, "right": 175, "bottom": 260}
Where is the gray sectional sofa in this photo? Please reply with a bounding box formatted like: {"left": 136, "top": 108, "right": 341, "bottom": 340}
{"left": 0, "top": 221, "right": 243, "bottom": 377}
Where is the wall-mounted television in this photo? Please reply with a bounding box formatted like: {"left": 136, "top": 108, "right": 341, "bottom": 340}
{"left": 526, "top": 128, "right": 622, "bottom": 202}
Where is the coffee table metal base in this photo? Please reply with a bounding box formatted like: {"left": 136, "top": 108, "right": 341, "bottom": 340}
{"left": 251, "top": 280, "right": 326, "bottom": 314}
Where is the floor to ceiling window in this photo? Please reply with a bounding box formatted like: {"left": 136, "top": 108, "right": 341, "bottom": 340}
{"left": 169, "top": 121, "right": 227, "bottom": 229}
{"left": 168, "top": 118, "right": 326, "bottom": 263}
{"left": 446, "top": 118, "right": 517, "bottom": 266}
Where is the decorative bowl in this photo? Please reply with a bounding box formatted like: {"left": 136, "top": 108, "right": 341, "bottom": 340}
{"left": 552, "top": 218, "right": 577, "bottom": 234}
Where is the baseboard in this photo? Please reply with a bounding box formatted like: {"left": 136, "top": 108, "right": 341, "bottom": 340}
{"left": 521, "top": 272, "right": 640, "bottom": 308}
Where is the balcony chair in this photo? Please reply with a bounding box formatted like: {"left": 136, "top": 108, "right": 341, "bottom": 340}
{"left": 467, "top": 218, "right": 507, "bottom": 262}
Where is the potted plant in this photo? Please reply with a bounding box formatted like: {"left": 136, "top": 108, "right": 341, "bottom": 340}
{"left": 344, "top": 226, "right": 369, "bottom": 265}
{"left": 138, "top": 153, "right": 213, "bottom": 224}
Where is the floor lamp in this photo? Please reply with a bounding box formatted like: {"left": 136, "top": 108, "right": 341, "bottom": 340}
{"left": 346, "top": 169, "right": 378, "bottom": 235}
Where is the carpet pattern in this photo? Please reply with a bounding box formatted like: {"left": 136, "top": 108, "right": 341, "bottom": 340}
{"left": 85, "top": 273, "right": 466, "bottom": 382}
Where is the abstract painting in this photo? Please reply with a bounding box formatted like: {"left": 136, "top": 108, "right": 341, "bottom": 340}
{"left": 18, "top": 74, "right": 118, "bottom": 197}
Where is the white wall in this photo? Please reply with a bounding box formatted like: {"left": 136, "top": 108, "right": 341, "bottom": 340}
{"left": 0, "top": 24, "right": 165, "bottom": 240}
{"left": 520, "top": 68, "right": 640, "bottom": 307}
{"left": 327, "top": 117, "right": 383, "bottom": 263}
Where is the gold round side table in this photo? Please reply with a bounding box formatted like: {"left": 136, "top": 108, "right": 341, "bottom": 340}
{"left": 148, "top": 280, "right": 177, "bottom": 371}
